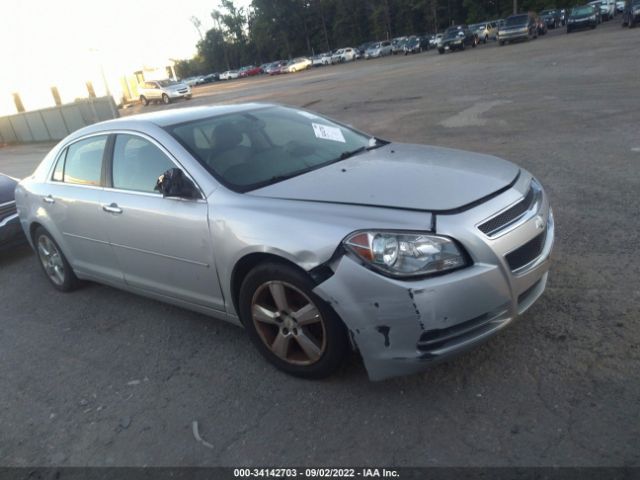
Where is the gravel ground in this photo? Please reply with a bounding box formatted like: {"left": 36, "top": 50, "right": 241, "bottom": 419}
{"left": 0, "top": 18, "right": 638, "bottom": 467}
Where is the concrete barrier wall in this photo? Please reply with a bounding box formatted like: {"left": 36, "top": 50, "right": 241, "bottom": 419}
{"left": 0, "top": 96, "right": 118, "bottom": 145}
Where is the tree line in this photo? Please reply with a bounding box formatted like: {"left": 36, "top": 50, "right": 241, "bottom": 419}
{"left": 175, "top": 0, "right": 574, "bottom": 77}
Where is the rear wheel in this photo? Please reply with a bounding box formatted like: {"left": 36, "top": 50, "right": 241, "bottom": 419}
{"left": 162, "top": 93, "right": 170, "bottom": 104}
{"left": 239, "top": 262, "right": 348, "bottom": 379}
{"left": 34, "top": 227, "right": 79, "bottom": 292}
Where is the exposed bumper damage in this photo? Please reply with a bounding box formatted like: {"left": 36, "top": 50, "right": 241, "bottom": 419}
{"left": 313, "top": 182, "right": 554, "bottom": 381}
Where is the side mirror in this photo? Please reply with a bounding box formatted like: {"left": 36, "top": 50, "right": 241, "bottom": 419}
{"left": 155, "top": 168, "right": 200, "bottom": 199}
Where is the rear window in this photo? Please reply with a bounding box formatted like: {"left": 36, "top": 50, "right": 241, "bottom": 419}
{"left": 52, "top": 136, "right": 107, "bottom": 186}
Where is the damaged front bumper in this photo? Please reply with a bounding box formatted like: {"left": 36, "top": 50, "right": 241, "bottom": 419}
{"left": 313, "top": 177, "right": 554, "bottom": 381}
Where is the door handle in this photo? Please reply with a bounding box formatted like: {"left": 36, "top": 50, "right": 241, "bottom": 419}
{"left": 102, "top": 203, "right": 123, "bottom": 214}
{"left": 43, "top": 195, "right": 55, "bottom": 204}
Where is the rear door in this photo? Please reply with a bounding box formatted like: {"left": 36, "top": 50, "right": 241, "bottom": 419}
{"left": 44, "top": 134, "right": 123, "bottom": 284}
{"left": 101, "top": 132, "right": 224, "bottom": 311}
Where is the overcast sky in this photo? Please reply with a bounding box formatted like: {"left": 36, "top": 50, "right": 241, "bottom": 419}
{"left": 0, "top": 0, "right": 250, "bottom": 113}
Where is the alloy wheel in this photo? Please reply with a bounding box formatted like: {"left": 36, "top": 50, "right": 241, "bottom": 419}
{"left": 251, "top": 281, "right": 327, "bottom": 366}
{"left": 37, "top": 235, "right": 65, "bottom": 286}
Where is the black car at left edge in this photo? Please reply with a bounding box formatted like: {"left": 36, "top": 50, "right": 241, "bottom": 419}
{"left": 0, "top": 173, "right": 25, "bottom": 249}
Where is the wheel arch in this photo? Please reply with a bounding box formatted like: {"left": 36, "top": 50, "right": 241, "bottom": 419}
{"left": 230, "top": 252, "right": 311, "bottom": 320}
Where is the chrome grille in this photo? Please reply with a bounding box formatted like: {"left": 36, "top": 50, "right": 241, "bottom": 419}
{"left": 478, "top": 186, "right": 536, "bottom": 236}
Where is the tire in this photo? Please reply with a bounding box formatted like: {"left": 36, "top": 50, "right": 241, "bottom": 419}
{"left": 34, "top": 227, "right": 79, "bottom": 292}
{"left": 238, "top": 262, "right": 349, "bottom": 379}
{"left": 162, "top": 93, "right": 170, "bottom": 104}
{"left": 438, "top": 48, "right": 445, "bottom": 54}
{"left": 140, "top": 95, "right": 148, "bottom": 106}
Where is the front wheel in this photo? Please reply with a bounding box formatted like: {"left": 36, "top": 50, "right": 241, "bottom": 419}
{"left": 239, "top": 262, "right": 349, "bottom": 379}
{"left": 438, "top": 48, "right": 445, "bottom": 54}
{"left": 140, "top": 95, "right": 148, "bottom": 106}
{"left": 162, "top": 93, "right": 170, "bottom": 104}
{"left": 34, "top": 227, "right": 79, "bottom": 292}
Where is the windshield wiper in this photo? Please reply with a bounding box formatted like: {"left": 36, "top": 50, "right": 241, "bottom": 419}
{"left": 338, "top": 146, "right": 367, "bottom": 160}
{"left": 337, "top": 139, "right": 389, "bottom": 161}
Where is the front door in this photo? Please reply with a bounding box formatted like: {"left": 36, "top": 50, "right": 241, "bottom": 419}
{"left": 101, "top": 133, "right": 224, "bottom": 311}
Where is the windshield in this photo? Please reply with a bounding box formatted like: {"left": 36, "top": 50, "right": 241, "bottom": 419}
{"left": 572, "top": 6, "right": 594, "bottom": 14}
{"left": 540, "top": 10, "right": 555, "bottom": 15}
{"left": 166, "top": 106, "right": 381, "bottom": 192}
{"left": 505, "top": 15, "right": 529, "bottom": 25}
{"left": 444, "top": 28, "right": 463, "bottom": 38}
{"left": 157, "top": 79, "right": 178, "bottom": 87}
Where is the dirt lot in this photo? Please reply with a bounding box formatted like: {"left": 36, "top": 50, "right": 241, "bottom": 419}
{"left": 1, "top": 19, "right": 638, "bottom": 466}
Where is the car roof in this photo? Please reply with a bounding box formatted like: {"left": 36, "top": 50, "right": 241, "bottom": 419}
{"left": 70, "top": 103, "right": 278, "bottom": 137}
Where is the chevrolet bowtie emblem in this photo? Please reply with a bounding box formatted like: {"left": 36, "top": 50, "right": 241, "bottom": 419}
{"left": 534, "top": 215, "right": 545, "bottom": 230}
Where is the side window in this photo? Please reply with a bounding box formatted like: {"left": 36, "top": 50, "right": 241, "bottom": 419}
{"left": 62, "top": 136, "right": 107, "bottom": 186}
{"left": 112, "top": 134, "right": 175, "bottom": 193}
{"left": 51, "top": 148, "right": 67, "bottom": 182}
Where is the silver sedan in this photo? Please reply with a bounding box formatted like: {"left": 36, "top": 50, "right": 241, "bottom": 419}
{"left": 15, "top": 104, "right": 554, "bottom": 381}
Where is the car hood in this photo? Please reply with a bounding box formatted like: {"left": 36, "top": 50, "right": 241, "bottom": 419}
{"left": 167, "top": 83, "right": 188, "bottom": 90}
{"left": 250, "top": 144, "right": 520, "bottom": 212}
{"left": 0, "top": 174, "right": 18, "bottom": 204}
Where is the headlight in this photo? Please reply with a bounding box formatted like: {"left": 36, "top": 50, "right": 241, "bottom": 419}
{"left": 590, "top": 14, "right": 596, "bottom": 19}
{"left": 343, "top": 231, "right": 468, "bottom": 278}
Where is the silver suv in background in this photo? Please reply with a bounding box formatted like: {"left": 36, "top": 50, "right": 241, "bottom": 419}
{"left": 138, "top": 79, "right": 192, "bottom": 106}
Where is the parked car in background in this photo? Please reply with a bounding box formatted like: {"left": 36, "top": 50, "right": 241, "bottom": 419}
{"left": 589, "top": 0, "right": 613, "bottom": 19}
{"left": 498, "top": 13, "right": 539, "bottom": 45}
{"left": 622, "top": 0, "right": 640, "bottom": 25}
{"left": 286, "top": 57, "right": 312, "bottom": 73}
{"left": 201, "top": 73, "right": 218, "bottom": 84}
{"left": 438, "top": 25, "right": 477, "bottom": 53}
{"left": 391, "top": 37, "right": 408, "bottom": 54}
{"left": 138, "top": 79, "right": 191, "bottom": 106}
{"left": 557, "top": 9, "right": 568, "bottom": 24}
{"left": 616, "top": 0, "right": 626, "bottom": 12}
{"left": 536, "top": 15, "right": 548, "bottom": 35}
{"left": 356, "top": 43, "right": 374, "bottom": 58}
{"left": 430, "top": 33, "right": 443, "bottom": 47}
{"left": 228, "top": 70, "right": 240, "bottom": 80}
{"left": 567, "top": 5, "right": 599, "bottom": 31}
{"left": 540, "top": 9, "right": 562, "bottom": 28}
{"left": 331, "top": 48, "right": 357, "bottom": 63}
{"left": 403, "top": 35, "right": 430, "bottom": 53}
{"left": 364, "top": 41, "right": 392, "bottom": 58}
{"left": 15, "top": 103, "right": 554, "bottom": 381}
{"left": 239, "top": 65, "right": 262, "bottom": 77}
{"left": 182, "top": 77, "right": 200, "bottom": 87}
{"left": 266, "top": 61, "right": 288, "bottom": 75}
{"left": 470, "top": 22, "right": 498, "bottom": 42}
{"left": 313, "top": 52, "right": 332, "bottom": 66}
{"left": 0, "top": 173, "right": 23, "bottom": 250}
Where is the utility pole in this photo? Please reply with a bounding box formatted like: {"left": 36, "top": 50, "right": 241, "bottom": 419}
{"left": 513, "top": 0, "right": 517, "bottom": 14}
